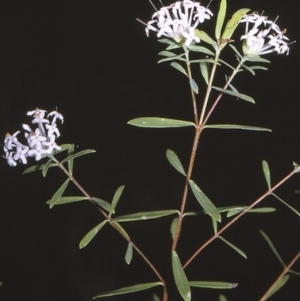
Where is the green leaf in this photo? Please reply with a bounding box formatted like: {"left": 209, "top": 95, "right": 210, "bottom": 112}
{"left": 171, "top": 62, "right": 188, "bottom": 77}
{"left": 189, "top": 180, "right": 221, "bottom": 222}
{"left": 93, "top": 282, "right": 163, "bottom": 299}
{"left": 227, "top": 207, "right": 247, "bottom": 217}
{"left": 245, "top": 55, "right": 270, "bottom": 63}
{"left": 166, "top": 149, "right": 186, "bottom": 176}
{"left": 46, "top": 196, "right": 88, "bottom": 205}
{"left": 170, "top": 217, "right": 178, "bottom": 240}
{"left": 172, "top": 251, "right": 191, "bottom": 301}
{"left": 289, "top": 269, "right": 300, "bottom": 276}
{"left": 228, "top": 44, "right": 242, "bottom": 59}
{"left": 67, "top": 144, "right": 75, "bottom": 175}
{"left": 262, "top": 160, "right": 271, "bottom": 189}
{"left": 92, "top": 197, "right": 115, "bottom": 214}
{"left": 61, "top": 149, "right": 96, "bottom": 164}
{"left": 190, "top": 58, "right": 219, "bottom": 64}
{"left": 113, "top": 210, "right": 178, "bottom": 222}
{"left": 247, "top": 66, "right": 268, "bottom": 71}
{"left": 259, "top": 230, "right": 285, "bottom": 267}
{"left": 57, "top": 143, "right": 76, "bottom": 153}
{"left": 190, "top": 78, "right": 199, "bottom": 94}
{"left": 79, "top": 220, "right": 107, "bottom": 249}
{"left": 158, "top": 38, "right": 176, "bottom": 45}
{"left": 49, "top": 179, "right": 70, "bottom": 209}
{"left": 158, "top": 54, "right": 185, "bottom": 63}
{"left": 128, "top": 117, "right": 195, "bottom": 128}
{"left": 219, "top": 295, "right": 228, "bottom": 301}
{"left": 218, "top": 58, "right": 235, "bottom": 70}
{"left": 195, "top": 30, "right": 216, "bottom": 45}
{"left": 216, "top": 205, "right": 247, "bottom": 213}
{"left": 272, "top": 193, "right": 300, "bottom": 216}
{"left": 204, "top": 124, "right": 271, "bottom": 131}
{"left": 212, "top": 86, "right": 255, "bottom": 103}
{"left": 215, "top": 0, "right": 227, "bottom": 40}
{"left": 188, "top": 45, "right": 214, "bottom": 55}
{"left": 23, "top": 162, "right": 57, "bottom": 175}
{"left": 111, "top": 222, "right": 130, "bottom": 240}
{"left": 221, "top": 8, "right": 250, "bottom": 40}
{"left": 248, "top": 207, "right": 276, "bottom": 213}
{"left": 158, "top": 50, "right": 177, "bottom": 57}
{"left": 262, "top": 275, "right": 290, "bottom": 301}
{"left": 242, "top": 64, "right": 255, "bottom": 75}
{"left": 189, "top": 281, "right": 237, "bottom": 289}
{"left": 152, "top": 293, "right": 161, "bottom": 301}
{"left": 125, "top": 242, "right": 133, "bottom": 265}
{"left": 110, "top": 185, "right": 125, "bottom": 216}
{"left": 219, "top": 236, "right": 247, "bottom": 259}
{"left": 200, "top": 62, "right": 209, "bottom": 85}
{"left": 42, "top": 158, "right": 54, "bottom": 177}
{"left": 212, "top": 217, "right": 218, "bottom": 234}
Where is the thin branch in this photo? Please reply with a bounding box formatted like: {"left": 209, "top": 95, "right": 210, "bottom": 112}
{"left": 259, "top": 252, "right": 300, "bottom": 301}
{"left": 183, "top": 166, "right": 300, "bottom": 268}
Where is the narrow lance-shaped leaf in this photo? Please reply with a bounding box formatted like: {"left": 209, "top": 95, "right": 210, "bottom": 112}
{"left": 172, "top": 251, "right": 191, "bottom": 301}
{"left": 195, "top": 30, "right": 216, "bottom": 45}
{"left": 49, "top": 178, "right": 70, "bottom": 209}
{"left": 204, "top": 124, "right": 271, "bottom": 131}
{"left": 221, "top": 8, "right": 250, "bottom": 40}
{"left": 272, "top": 193, "right": 300, "bottom": 216}
{"left": 42, "top": 158, "right": 53, "bottom": 177}
{"left": 67, "top": 144, "right": 75, "bottom": 175}
{"left": 212, "top": 217, "right": 218, "bottom": 234}
{"left": 171, "top": 62, "right": 188, "bottom": 77}
{"left": 188, "top": 45, "right": 214, "bottom": 55}
{"left": 189, "top": 281, "right": 238, "bottom": 289}
{"left": 219, "top": 295, "right": 228, "bottom": 301}
{"left": 166, "top": 149, "right": 186, "bottom": 176}
{"left": 109, "top": 185, "right": 125, "bottom": 217}
{"left": 152, "top": 293, "right": 161, "bottom": 301}
{"left": 128, "top": 117, "right": 195, "bottom": 128}
{"left": 93, "top": 282, "right": 163, "bottom": 299}
{"left": 228, "top": 44, "right": 242, "bottom": 59}
{"left": 219, "top": 236, "right": 247, "bottom": 259}
{"left": 46, "top": 196, "right": 88, "bottom": 205}
{"left": 262, "top": 275, "right": 290, "bottom": 301}
{"left": 248, "top": 207, "right": 276, "bottom": 213}
{"left": 200, "top": 62, "right": 209, "bottom": 85}
{"left": 245, "top": 55, "right": 270, "bottom": 63}
{"left": 125, "top": 242, "right": 133, "bottom": 265}
{"left": 215, "top": 0, "right": 227, "bottom": 39}
{"left": 113, "top": 210, "right": 178, "bottom": 222}
{"left": 189, "top": 180, "right": 221, "bottom": 222}
{"left": 190, "top": 78, "right": 199, "bottom": 94}
{"left": 92, "top": 197, "right": 115, "bottom": 214}
{"left": 79, "top": 220, "right": 108, "bottom": 249}
{"left": 170, "top": 217, "right": 178, "bottom": 240}
{"left": 158, "top": 50, "right": 177, "bottom": 57}
{"left": 61, "top": 149, "right": 96, "bottom": 164}
{"left": 212, "top": 86, "right": 255, "bottom": 103}
{"left": 23, "top": 162, "right": 57, "bottom": 175}
{"left": 259, "top": 230, "right": 285, "bottom": 267}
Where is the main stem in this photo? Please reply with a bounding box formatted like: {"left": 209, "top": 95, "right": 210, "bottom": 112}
{"left": 172, "top": 49, "right": 223, "bottom": 251}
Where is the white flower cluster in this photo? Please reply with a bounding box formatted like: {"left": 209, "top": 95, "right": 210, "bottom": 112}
{"left": 3, "top": 108, "right": 64, "bottom": 166}
{"left": 145, "top": 0, "right": 213, "bottom": 46}
{"left": 240, "top": 12, "right": 289, "bottom": 56}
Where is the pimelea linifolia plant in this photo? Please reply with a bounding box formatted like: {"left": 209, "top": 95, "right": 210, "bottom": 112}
{"left": 3, "top": 1, "right": 299, "bottom": 301}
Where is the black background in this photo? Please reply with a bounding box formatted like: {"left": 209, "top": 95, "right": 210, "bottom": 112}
{"left": 0, "top": 0, "right": 299, "bottom": 300}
